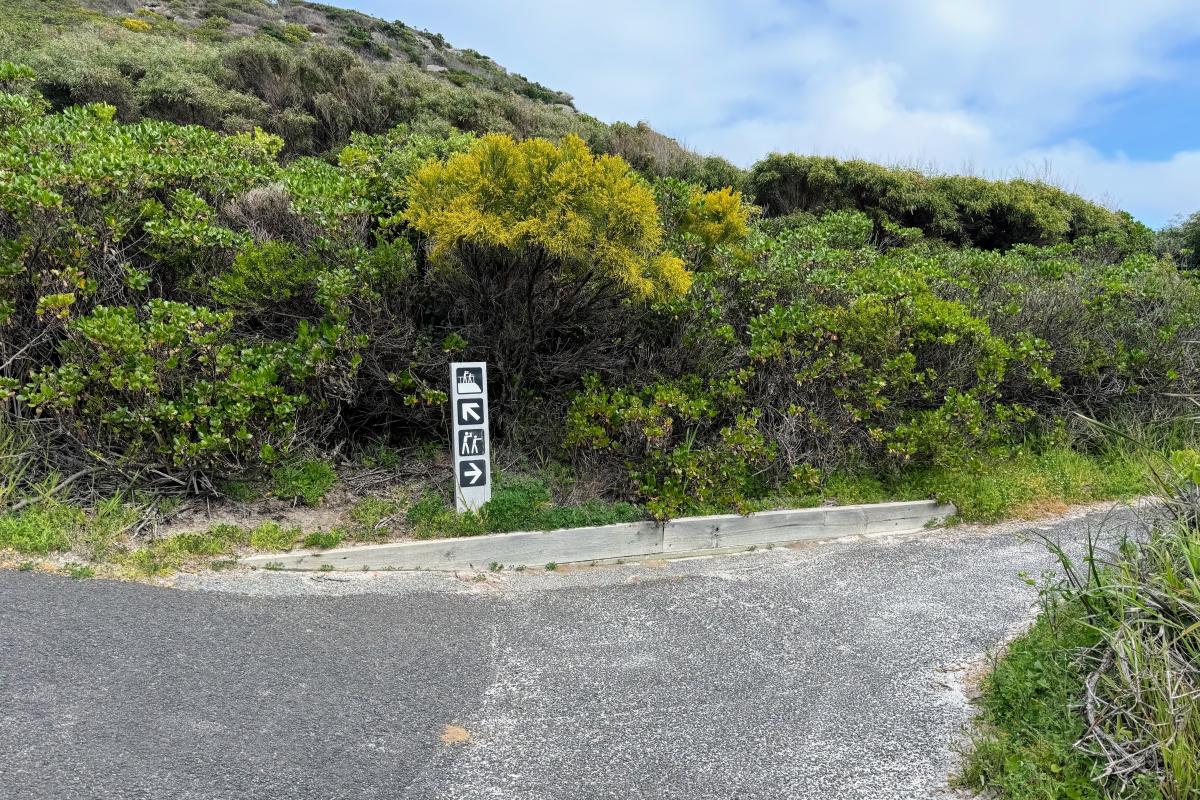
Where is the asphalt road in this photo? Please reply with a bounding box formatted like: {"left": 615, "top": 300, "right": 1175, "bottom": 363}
{"left": 0, "top": 504, "right": 1140, "bottom": 800}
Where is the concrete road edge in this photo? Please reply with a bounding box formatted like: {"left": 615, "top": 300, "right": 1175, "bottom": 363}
{"left": 240, "top": 499, "right": 956, "bottom": 572}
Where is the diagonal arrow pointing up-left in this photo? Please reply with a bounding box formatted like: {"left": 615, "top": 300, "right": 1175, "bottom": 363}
{"left": 463, "top": 402, "right": 481, "bottom": 422}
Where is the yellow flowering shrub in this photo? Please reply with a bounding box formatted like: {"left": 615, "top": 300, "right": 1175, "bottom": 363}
{"left": 404, "top": 133, "right": 691, "bottom": 301}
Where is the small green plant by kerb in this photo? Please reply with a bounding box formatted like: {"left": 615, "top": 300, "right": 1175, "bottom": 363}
{"left": 272, "top": 461, "right": 337, "bottom": 506}
{"left": 303, "top": 529, "right": 343, "bottom": 550}
{"left": 249, "top": 522, "right": 301, "bottom": 552}
{"left": 62, "top": 563, "right": 94, "bottom": 579}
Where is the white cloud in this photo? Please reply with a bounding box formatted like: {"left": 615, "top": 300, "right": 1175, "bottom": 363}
{"left": 364, "top": 0, "right": 1200, "bottom": 225}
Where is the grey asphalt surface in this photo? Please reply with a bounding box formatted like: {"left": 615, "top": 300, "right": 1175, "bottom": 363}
{"left": 0, "top": 504, "right": 1141, "bottom": 800}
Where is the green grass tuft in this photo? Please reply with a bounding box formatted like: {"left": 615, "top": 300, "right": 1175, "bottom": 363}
{"left": 271, "top": 460, "right": 337, "bottom": 506}
{"left": 405, "top": 473, "right": 644, "bottom": 539}
{"left": 824, "top": 444, "right": 1149, "bottom": 523}
{"left": 62, "top": 562, "right": 94, "bottom": 579}
{"left": 302, "top": 529, "right": 343, "bottom": 550}
{"left": 248, "top": 521, "right": 300, "bottom": 551}
{"left": 959, "top": 604, "right": 1107, "bottom": 798}
{"left": 0, "top": 505, "right": 73, "bottom": 553}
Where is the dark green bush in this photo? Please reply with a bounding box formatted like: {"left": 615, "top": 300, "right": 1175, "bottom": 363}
{"left": 746, "top": 153, "right": 1148, "bottom": 251}
{"left": 565, "top": 209, "right": 1199, "bottom": 512}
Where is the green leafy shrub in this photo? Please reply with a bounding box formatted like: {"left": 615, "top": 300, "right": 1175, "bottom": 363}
{"left": 567, "top": 376, "right": 775, "bottom": 517}
{"left": 22, "top": 301, "right": 313, "bottom": 468}
{"left": 746, "top": 153, "right": 1149, "bottom": 251}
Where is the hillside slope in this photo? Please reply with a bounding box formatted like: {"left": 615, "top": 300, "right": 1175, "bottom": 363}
{"left": 0, "top": 0, "right": 736, "bottom": 185}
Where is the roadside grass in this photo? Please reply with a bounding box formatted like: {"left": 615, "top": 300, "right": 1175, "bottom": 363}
{"left": 271, "top": 459, "right": 337, "bottom": 506}
{"left": 820, "top": 443, "right": 1149, "bottom": 523}
{"left": 958, "top": 603, "right": 1110, "bottom": 799}
{"left": 0, "top": 440, "right": 1166, "bottom": 576}
{"left": 302, "top": 529, "right": 344, "bottom": 550}
{"left": 406, "top": 472, "right": 644, "bottom": 539}
{"left": 347, "top": 497, "right": 401, "bottom": 540}
{"left": 961, "top": 442, "right": 1200, "bottom": 799}
{"left": 0, "top": 497, "right": 138, "bottom": 558}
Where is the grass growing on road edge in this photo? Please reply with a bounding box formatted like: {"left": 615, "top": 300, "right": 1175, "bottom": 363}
{"left": 766, "top": 440, "right": 1150, "bottom": 523}
{"left": 960, "top": 444, "right": 1200, "bottom": 799}
{"left": 958, "top": 601, "right": 1111, "bottom": 799}
{"left": 406, "top": 472, "right": 645, "bottom": 538}
{"left": 0, "top": 437, "right": 1172, "bottom": 578}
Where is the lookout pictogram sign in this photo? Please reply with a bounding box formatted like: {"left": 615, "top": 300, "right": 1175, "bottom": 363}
{"left": 449, "top": 362, "right": 490, "bottom": 511}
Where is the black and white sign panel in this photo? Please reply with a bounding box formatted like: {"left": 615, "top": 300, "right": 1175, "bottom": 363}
{"left": 449, "top": 362, "right": 490, "bottom": 512}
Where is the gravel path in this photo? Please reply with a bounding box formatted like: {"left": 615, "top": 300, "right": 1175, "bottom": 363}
{"left": 0, "top": 503, "right": 1143, "bottom": 799}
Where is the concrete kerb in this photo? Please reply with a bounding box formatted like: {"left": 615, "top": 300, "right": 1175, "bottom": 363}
{"left": 240, "top": 499, "right": 956, "bottom": 572}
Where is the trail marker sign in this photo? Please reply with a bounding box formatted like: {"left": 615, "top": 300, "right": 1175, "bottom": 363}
{"left": 449, "top": 362, "right": 490, "bottom": 512}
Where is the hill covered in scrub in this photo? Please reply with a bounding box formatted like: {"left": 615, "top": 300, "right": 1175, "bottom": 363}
{"left": 0, "top": 1, "right": 1196, "bottom": 542}
{"left": 0, "top": 0, "right": 740, "bottom": 186}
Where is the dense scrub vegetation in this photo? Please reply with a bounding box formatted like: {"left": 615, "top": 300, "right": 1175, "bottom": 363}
{"left": 1, "top": 5, "right": 1195, "bottom": 793}
{"left": 0, "top": 0, "right": 1197, "bottom": 537}
{"left": 0, "top": 0, "right": 738, "bottom": 186}
{"left": 1, "top": 47, "right": 1195, "bottom": 522}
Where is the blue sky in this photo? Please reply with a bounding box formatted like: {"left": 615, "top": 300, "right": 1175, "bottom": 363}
{"left": 351, "top": 1, "right": 1200, "bottom": 227}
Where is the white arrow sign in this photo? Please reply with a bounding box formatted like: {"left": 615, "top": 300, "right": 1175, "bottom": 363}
{"left": 450, "top": 362, "right": 491, "bottom": 512}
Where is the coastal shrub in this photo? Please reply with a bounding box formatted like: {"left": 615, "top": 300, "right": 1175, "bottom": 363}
{"left": 746, "top": 153, "right": 1148, "bottom": 250}
{"left": 403, "top": 133, "right": 693, "bottom": 413}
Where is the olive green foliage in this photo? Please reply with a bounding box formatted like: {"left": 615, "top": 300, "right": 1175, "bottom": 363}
{"left": 1158, "top": 210, "right": 1200, "bottom": 270}
{"left": 0, "top": 29, "right": 1196, "bottom": 525}
{"left": 747, "top": 153, "right": 1151, "bottom": 251}
{"left": 0, "top": 78, "right": 708, "bottom": 482}
{"left": 0, "top": 0, "right": 599, "bottom": 157}
{"left": 566, "top": 210, "right": 1199, "bottom": 516}
{"left": 403, "top": 133, "right": 738, "bottom": 415}
{"left": 602, "top": 121, "right": 746, "bottom": 191}
{"left": 0, "top": 1, "right": 739, "bottom": 191}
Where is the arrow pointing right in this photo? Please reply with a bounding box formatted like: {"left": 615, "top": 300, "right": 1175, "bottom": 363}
{"left": 463, "top": 462, "right": 484, "bottom": 485}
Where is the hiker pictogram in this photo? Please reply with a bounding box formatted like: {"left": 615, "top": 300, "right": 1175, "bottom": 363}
{"left": 458, "top": 429, "right": 485, "bottom": 456}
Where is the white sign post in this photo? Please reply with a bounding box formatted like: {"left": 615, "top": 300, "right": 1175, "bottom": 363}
{"left": 449, "top": 361, "right": 491, "bottom": 512}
